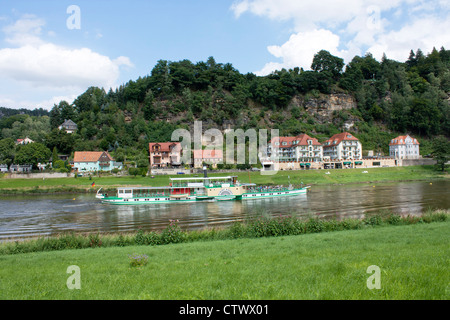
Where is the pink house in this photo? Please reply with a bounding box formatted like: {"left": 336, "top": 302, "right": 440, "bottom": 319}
{"left": 149, "top": 142, "right": 182, "bottom": 168}
{"left": 193, "top": 149, "right": 223, "bottom": 168}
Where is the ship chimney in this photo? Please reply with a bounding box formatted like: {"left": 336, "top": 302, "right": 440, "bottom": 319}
{"left": 203, "top": 166, "right": 207, "bottom": 178}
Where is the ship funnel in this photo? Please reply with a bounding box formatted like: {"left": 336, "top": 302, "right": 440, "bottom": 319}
{"left": 203, "top": 166, "right": 207, "bottom": 178}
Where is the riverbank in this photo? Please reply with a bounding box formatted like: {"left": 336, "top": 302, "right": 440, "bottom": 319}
{"left": 1, "top": 208, "right": 448, "bottom": 254}
{"left": 1, "top": 211, "right": 448, "bottom": 299}
{"left": 0, "top": 165, "right": 447, "bottom": 195}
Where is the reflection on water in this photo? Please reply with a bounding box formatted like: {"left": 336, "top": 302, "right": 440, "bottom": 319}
{"left": 0, "top": 180, "right": 448, "bottom": 241}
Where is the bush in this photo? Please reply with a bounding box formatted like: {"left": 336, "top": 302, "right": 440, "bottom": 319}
{"left": 114, "top": 234, "right": 133, "bottom": 247}
{"left": 134, "top": 229, "right": 161, "bottom": 246}
{"left": 227, "top": 221, "right": 246, "bottom": 239}
{"left": 306, "top": 218, "right": 324, "bottom": 233}
{"left": 386, "top": 213, "right": 402, "bottom": 225}
{"left": 364, "top": 214, "right": 383, "bottom": 226}
{"left": 128, "top": 253, "right": 149, "bottom": 268}
{"left": 161, "top": 220, "right": 186, "bottom": 244}
{"left": 89, "top": 233, "right": 102, "bottom": 248}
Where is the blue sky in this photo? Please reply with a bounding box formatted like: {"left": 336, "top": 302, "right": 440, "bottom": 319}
{"left": 0, "top": 0, "right": 449, "bottom": 110}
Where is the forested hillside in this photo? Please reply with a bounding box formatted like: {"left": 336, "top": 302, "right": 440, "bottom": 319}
{"left": 1, "top": 47, "right": 449, "bottom": 167}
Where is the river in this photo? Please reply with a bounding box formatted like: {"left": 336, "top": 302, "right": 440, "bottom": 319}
{"left": 0, "top": 180, "right": 448, "bottom": 241}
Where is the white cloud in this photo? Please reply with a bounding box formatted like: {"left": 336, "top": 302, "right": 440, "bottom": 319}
{"left": 231, "top": 0, "right": 406, "bottom": 31}
{"left": 232, "top": 0, "right": 450, "bottom": 74}
{"left": 0, "top": 44, "right": 132, "bottom": 89}
{"left": 366, "top": 15, "right": 450, "bottom": 62}
{"left": 255, "top": 29, "right": 349, "bottom": 75}
{"left": 0, "top": 15, "right": 133, "bottom": 109}
{"left": 2, "top": 14, "right": 45, "bottom": 46}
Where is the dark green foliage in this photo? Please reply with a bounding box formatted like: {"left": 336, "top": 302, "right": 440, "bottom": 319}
{"left": 160, "top": 220, "right": 186, "bottom": 244}
{"left": 1, "top": 48, "right": 449, "bottom": 165}
{"left": 432, "top": 135, "right": 450, "bottom": 171}
{"left": 14, "top": 142, "right": 51, "bottom": 168}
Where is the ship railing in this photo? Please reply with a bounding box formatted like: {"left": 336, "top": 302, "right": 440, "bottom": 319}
{"left": 244, "top": 185, "right": 291, "bottom": 193}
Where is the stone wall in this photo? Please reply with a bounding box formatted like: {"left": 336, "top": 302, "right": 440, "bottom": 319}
{"left": 3, "top": 172, "right": 74, "bottom": 179}
{"left": 401, "top": 158, "right": 437, "bottom": 166}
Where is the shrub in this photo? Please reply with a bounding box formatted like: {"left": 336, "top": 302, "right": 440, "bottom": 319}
{"left": 128, "top": 253, "right": 149, "bottom": 268}
{"left": 114, "top": 234, "right": 133, "bottom": 247}
{"left": 161, "top": 220, "right": 186, "bottom": 244}
{"left": 386, "top": 214, "right": 402, "bottom": 225}
{"left": 227, "top": 221, "right": 246, "bottom": 239}
{"left": 306, "top": 218, "right": 324, "bottom": 233}
{"left": 57, "top": 233, "right": 85, "bottom": 249}
{"left": 364, "top": 214, "right": 383, "bottom": 226}
{"left": 134, "top": 229, "right": 161, "bottom": 246}
{"left": 134, "top": 229, "right": 147, "bottom": 245}
{"left": 89, "top": 233, "right": 102, "bottom": 248}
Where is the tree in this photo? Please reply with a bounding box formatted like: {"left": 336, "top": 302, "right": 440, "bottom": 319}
{"left": 15, "top": 143, "right": 51, "bottom": 168}
{"left": 311, "top": 50, "right": 344, "bottom": 81}
{"left": 150, "top": 60, "right": 173, "bottom": 98}
{"left": 432, "top": 136, "right": 450, "bottom": 172}
{"left": 45, "top": 128, "right": 76, "bottom": 154}
{"left": 128, "top": 167, "right": 139, "bottom": 177}
{"left": 407, "top": 98, "right": 441, "bottom": 136}
{"left": 0, "top": 138, "right": 15, "bottom": 165}
{"left": 52, "top": 147, "right": 58, "bottom": 164}
{"left": 406, "top": 50, "right": 416, "bottom": 68}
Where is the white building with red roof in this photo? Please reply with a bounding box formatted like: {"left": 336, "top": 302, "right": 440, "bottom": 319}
{"left": 73, "top": 151, "right": 122, "bottom": 172}
{"left": 268, "top": 133, "right": 323, "bottom": 164}
{"left": 389, "top": 135, "right": 420, "bottom": 159}
{"left": 149, "top": 142, "right": 182, "bottom": 168}
{"left": 322, "top": 132, "right": 362, "bottom": 160}
{"left": 15, "top": 137, "right": 34, "bottom": 145}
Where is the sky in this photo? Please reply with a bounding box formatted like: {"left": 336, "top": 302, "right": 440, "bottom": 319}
{"left": 0, "top": 0, "right": 449, "bottom": 110}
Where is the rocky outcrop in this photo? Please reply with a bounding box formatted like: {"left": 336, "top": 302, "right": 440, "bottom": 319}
{"left": 303, "top": 93, "right": 357, "bottom": 117}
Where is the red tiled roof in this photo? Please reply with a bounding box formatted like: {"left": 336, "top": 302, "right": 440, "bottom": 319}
{"left": 323, "top": 132, "right": 359, "bottom": 148}
{"left": 389, "top": 135, "right": 419, "bottom": 146}
{"left": 73, "top": 151, "right": 113, "bottom": 163}
{"left": 149, "top": 142, "right": 181, "bottom": 153}
{"left": 270, "top": 134, "right": 321, "bottom": 148}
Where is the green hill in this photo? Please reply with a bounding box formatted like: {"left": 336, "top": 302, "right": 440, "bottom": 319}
{"left": 0, "top": 47, "right": 449, "bottom": 166}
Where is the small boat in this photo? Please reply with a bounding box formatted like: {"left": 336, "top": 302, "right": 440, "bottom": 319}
{"left": 96, "top": 175, "right": 309, "bottom": 205}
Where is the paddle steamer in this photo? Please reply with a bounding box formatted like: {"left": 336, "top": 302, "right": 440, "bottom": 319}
{"left": 96, "top": 175, "right": 309, "bottom": 205}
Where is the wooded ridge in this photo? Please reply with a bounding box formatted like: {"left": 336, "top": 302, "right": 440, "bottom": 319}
{"left": 0, "top": 47, "right": 449, "bottom": 166}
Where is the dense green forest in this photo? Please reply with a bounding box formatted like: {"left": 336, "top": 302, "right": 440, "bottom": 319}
{"left": 0, "top": 47, "right": 449, "bottom": 168}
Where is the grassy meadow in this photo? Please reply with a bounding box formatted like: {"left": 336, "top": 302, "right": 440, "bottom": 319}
{"left": 1, "top": 218, "right": 449, "bottom": 300}
{"left": 0, "top": 165, "right": 447, "bottom": 194}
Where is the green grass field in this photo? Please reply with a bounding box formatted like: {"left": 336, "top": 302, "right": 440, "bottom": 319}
{"left": 0, "top": 165, "right": 447, "bottom": 194}
{"left": 1, "top": 220, "right": 449, "bottom": 300}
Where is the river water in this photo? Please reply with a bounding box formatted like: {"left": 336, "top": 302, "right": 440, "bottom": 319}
{"left": 0, "top": 180, "right": 448, "bottom": 241}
